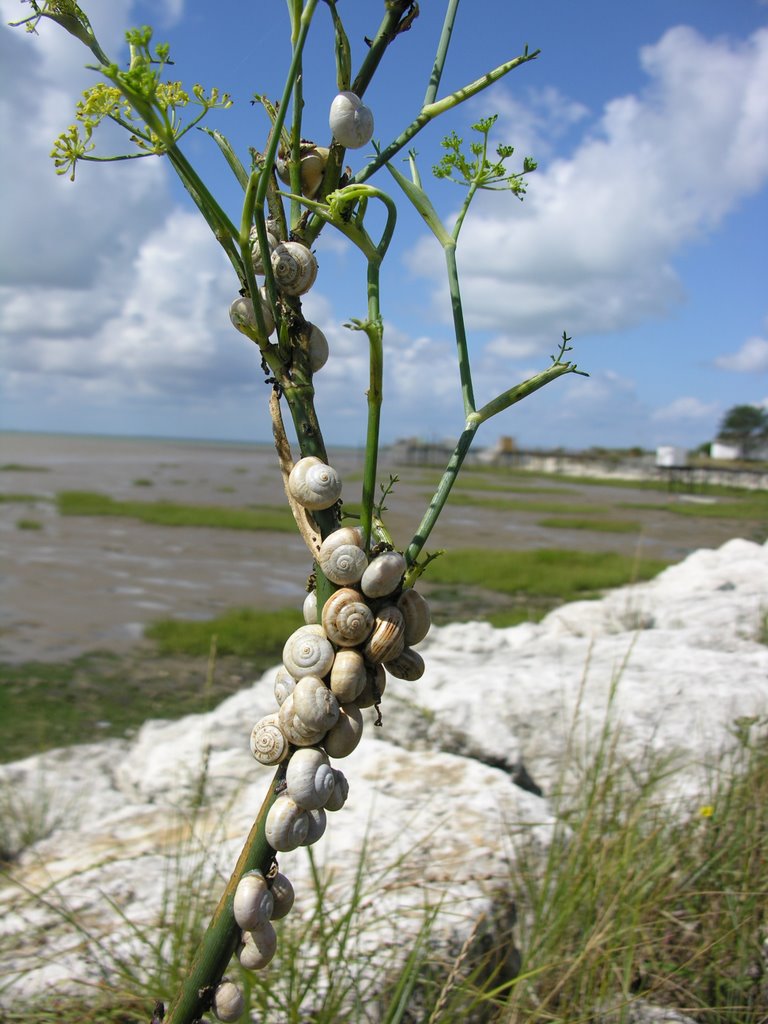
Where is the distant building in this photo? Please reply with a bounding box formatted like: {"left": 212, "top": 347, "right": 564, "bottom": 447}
{"left": 655, "top": 445, "right": 688, "bottom": 468}
{"left": 710, "top": 441, "right": 742, "bottom": 461}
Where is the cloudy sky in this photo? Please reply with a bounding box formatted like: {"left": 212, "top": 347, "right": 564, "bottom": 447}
{"left": 1, "top": 0, "right": 767, "bottom": 452}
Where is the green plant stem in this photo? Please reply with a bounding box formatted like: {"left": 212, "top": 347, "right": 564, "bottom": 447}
{"left": 288, "top": 0, "right": 305, "bottom": 230}
{"left": 423, "top": 0, "right": 461, "bottom": 106}
{"left": 359, "top": 266, "right": 384, "bottom": 554}
{"left": 163, "top": 765, "right": 286, "bottom": 1024}
{"left": 445, "top": 243, "right": 475, "bottom": 418}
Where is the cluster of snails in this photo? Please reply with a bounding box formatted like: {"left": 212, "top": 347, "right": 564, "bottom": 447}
{"left": 212, "top": 455, "right": 429, "bottom": 1019}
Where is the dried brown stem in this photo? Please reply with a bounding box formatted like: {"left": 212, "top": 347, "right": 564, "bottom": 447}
{"left": 270, "top": 388, "right": 321, "bottom": 555}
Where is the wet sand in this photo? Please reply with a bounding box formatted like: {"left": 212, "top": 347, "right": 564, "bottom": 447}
{"left": 0, "top": 432, "right": 753, "bottom": 662}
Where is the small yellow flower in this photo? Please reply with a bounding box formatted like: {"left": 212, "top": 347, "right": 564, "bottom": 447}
{"left": 698, "top": 804, "right": 714, "bottom": 818}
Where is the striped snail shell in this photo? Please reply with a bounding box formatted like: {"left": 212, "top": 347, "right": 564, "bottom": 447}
{"left": 271, "top": 241, "right": 318, "bottom": 296}
{"left": 250, "top": 713, "right": 290, "bottom": 765}
{"left": 212, "top": 980, "right": 245, "bottom": 1022}
{"left": 239, "top": 920, "right": 277, "bottom": 971}
{"left": 282, "top": 623, "right": 335, "bottom": 679}
{"left": 397, "top": 589, "right": 431, "bottom": 645}
{"left": 233, "top": 870, "right": 274, "bottom": 931}
{"left": 384, "top": 646, "right": 425, "bottom": 681}
{"left": 329, "top": 91, "right": 374, "bottom": 149}
{"left": 322, "top": 587, "right": 374, "bottom": 647}
{"left": 360, "top": 550, "right": 406, "bottom": 599}
{"left": 287, "top": 456, "right": 342, "bottom": 511}
{"left": 265, "top": 794, "right": 309, "bottom": 851}
{"left": 363, "top": 605, "right": 405, "bottom": 664}
{"left": 318, "top": 529, "right": 368, "bottom": 586}
{"left": 292, "top": 675, "right": 340, "bottom": 733}
{"left": 285, "top": 746, "right": 335, "bottom": 810}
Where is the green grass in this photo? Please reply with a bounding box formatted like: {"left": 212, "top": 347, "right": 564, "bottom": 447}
{"left": 0, "top": 463, "right": 50, "bottom": 472}
{"left": 538, "top": 516, "right": 642, "bottom": 533}
{"left": 444, "top": 494, "right": 599, "bottom": 514}
{"left": 56, "top": 490, "right": 295, "bottom": 532}
{"left": 425, "top": 548, "right": 669, "bottom": 600}
{"left": 145, "top": 606, "right": 303, "bottom": 658}
{"left": 0, "top": 492, "right": 47, "bottom": 503}
{"left": 621, "top": 493, "right": 768, "bottom": 520}
{"left": 15, "top": 517, "right": 43, "bottom": 530}
{"left": 451, "top": 478, "right": 577, "bottom": 496}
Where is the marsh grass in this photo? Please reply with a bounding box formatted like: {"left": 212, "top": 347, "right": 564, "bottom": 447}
{"left": 56, "top": 490, "right": 295, "bottom": 532}
{"left": 620, "top": 493, "right": 768, "bottom": 521}
{"left": 538, "top": 517, "right": 641, "bottom": 533}
{"left": 145, "top": 607, "right": 303, "bottom": 658}
{"left": 15, "top": 517, "right": 43, "bottom": 530}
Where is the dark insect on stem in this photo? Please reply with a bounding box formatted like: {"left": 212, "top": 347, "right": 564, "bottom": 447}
{"left": 149, "top": 1000, "right": 165, "bottom": 1023}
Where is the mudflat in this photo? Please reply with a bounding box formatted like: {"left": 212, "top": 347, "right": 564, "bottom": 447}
{"left": 0, "top": 432, "right": 760, "bottom": 663}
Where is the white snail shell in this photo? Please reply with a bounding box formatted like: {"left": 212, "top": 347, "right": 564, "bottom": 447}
{"left": 269, "top": 871, "right": 295, "bottom": 920}
{"left": 233, "top": 870, "right": 274, "bottom": 931}
{"left": 384, "top": 646, "right": 425, "bottom": 681}
{"left": 308, "top": 323, "right": 329, "bottom": 372}
{"left": 292, "top": 675, "right": 340, "bottom": 733}
{"left": 355, "top": 661, "right": 386, "bottom": 709}
{"left": 363, "top": 605, "right": 405, "bottom": 664}
{"left": 274, "top": 665, "right": 297, "bottom": 706}
{"left": 324, "top": 768, "right": 349, "bottom": 811}
{"left": 302, "top": 590, "right": 318, "bottom": 625}
{"left": 278, "top": 693, "right": 328, "bottom": 746}
{"left": 301, "top": 806, "right": 327, "bottom": 846}
{"left": 250, "top": 713, "right": 290, "bottom": 765}
{"left": 282, "top": 623, "right": 335, "bottom": 679}
{"left": 329, "top": 91, "right": 374, "bottom": 149}
{"left": 322, "top": 587, "right": 374, "bottom": 647}
{"left": 329, "top": 647, "right": 367, "bottom": 703}
{"left": 212, "top": 980, "right": 245, "bottom": 1022}
{"left": 229, "top": 290, "right": 275, "bottom": 342}
{"left": 322, "top": 702, "right": 364, "bottom": 759}
{"left": 265, "top": 794, "right": 310, "bottom": 851}
{"left": 271, "top": 240, "right": 318, "bottom": 296}
{"left": 318, "top": 529, "right": 368, "bottom": 586}
{"left": 249, "top": 225, "right": 279, "bottom": 274}
{"left": 276, "top": 144, "right": 329, "bottom": 199}
{"left": 397, "top": 589, "right": 431, "bottom": 645}
{"left": 240, "top": 920, "right": 277, "bottom": 971}
{"left": 286, "top": 746, "right": 335, "bottom": 810}
{"left": 287, "top": 456, "right": 342, "bottom": 511}
{"left": 360, "top": 550, "right": 406, "bottom": 599}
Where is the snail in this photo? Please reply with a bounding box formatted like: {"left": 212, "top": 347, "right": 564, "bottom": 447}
{"left": 384, "top": 646, "right": 425, "bottom": 681}
{"left": 302, "top": 590, "right": 318, "bottom": 625}
{"left": 329, "top": 91, "right": 374, "bottom": 149}
{"left": 250, "top": 713, "right": 290, "bottom": 765}
{"left": 317, "top": 528, "right": 368, "bottom": 586}
{"left": 329, "top": 647, "right": 367, "bottom": 703}
{"left": 324, "top": 768, "right": 349, "bottom": 811}
{"left": 287, "top": 456, "right": 342, "bottom": 511}
{"left": 239, "top": 920, "right": 277, "bottom": 971}
{"left": 276, "top": 142, "right": 330, "bottom": 199}
{"left": 355, "top": 661, "right": 386, "bottom": 709}
{"left": 271, "top": 240, "right": 318, "bottom": 296}
{"left": 249, "top": 224, "right": 279, "bottom": 274}
{"left": 360, "top": 550, "right": 406, "bottom": 599}
{"left": 285, "top": 746, "right": 335, "bottom": 810}
{"left": 302, "top": 806, "right": 327, "bottom": 846}
{"left": 397, "top": 588, "right": 431, "bottom": 645}
{"left": 229, "top": 290, "right": 275, "bottom": 343}
{"left": 291, "top": 675, "right": 340, "bottom": 734}
{"left": 269, "top": 871, "right": 295, "bottom": 919}
{"left": 212, "top": 979, "right": 245, "bottom": 1022}
{"left": 321, "top": 587, "right": 374, "bottom": 647}
{"left": 278, "top": 692, "right": 328, "bottom": 747}
{"left": 322, "top": 702, "right": 364, "bottom": 759}
{"left": 265, "top": 794, "right": 310, "bottom": 851}
{"left": 274, "top": 665, "right": 297, "bottom": 706}
{"left": 363, "top": 605, "right": 405, "bottom": 664}
{"left": 307, "top": 323, "right": 329, "bottom": 372}
{"left": 282, "top": 623, "right": 335, "bottom": 679}
{"left": 233, "top": 870, "right": 274, "bottom": 931}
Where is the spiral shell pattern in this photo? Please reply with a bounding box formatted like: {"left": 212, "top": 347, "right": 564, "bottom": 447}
{"left": 282, "top": 624, "right": 335, "bottom": 679}
{"left": 292, "top": 675, "right": 340, "bottom": 732}
{"left": 233, "top": 870, "right": 274, "bottom": 931}
{"left": 249, "top": 713, "right": 290, "bottom": 765}
{"left": 318, "top": 540, "right": 367, "bottom": 586}
{"left": 239, "top": 921, "right": 277, "bottom": 971}
{"left": 287, "top": 456, "right": 342, "bottom": 511}
{"left": 397, "top": 588, "right": 431, "bottom": 645}
{"left": 363, "top": 605, "right": 405, "bottom": 664}
{"left": 265, "top": 794, "right": 309, "bottom": 851}
{"left": 322, "top": 588, "right": 374, "bottom": 647}
{"left": 271, "top": 241, "right": 318, "bottom": 296}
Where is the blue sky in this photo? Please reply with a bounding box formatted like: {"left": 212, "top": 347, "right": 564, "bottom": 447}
{"left": 1, "top": 0, "right": 766, "bottom": 452}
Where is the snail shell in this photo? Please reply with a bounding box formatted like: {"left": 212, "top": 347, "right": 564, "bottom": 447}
{"left": 282, "top": 623, "right": 335, "bottom": 679}
{"left": 265, "top": 794, "right": 310, "bottom": 851}
{"left": 302, "top": 590, "right": 318, "bottom": 625}
{"left": 329, "top": 647, "right": 367, "bottom": 703}
{"left": 274, "top": 665, "right": 297, "bottom": 706}
{"left": 269, "top": 871, "right": 295, "bottom": 920}
{"left": 276, "top": 144, "right": 329, "bottom": 199}
{"left": 249, "top": 225, "right": 279, "bottom": 274}
{"left": 278, "top": 693, "right": 327, "bottom": 747}
{"left": 324, "top": 768, "right": 349, "bottom": 811}
{"left": 322, "top": 587, "right": 374, "bottom": 647}
{"left": 384, "top": 646, "right": 425, "bottom": 681}
{"left": 233, "top": 870, "right": 274, "bottom": 931}
{"left": 308, "top": 323, "right": 329, "bottom": 372}
{"left": 240, "top": 920, "right": 277, "bottom": 971}
{"left": 286, "top": 746, "right": 335, "bottom": 810}
{"left": 355, "top": 661, "right": 386, "bottom": 709}
{"left": 360, "top": 550, "right": 406, "bottom": 599}
{"left": 329, "top": 91, "right": 374, "bottom": 149}
{"left": 212, "top": 980, "right": 245, "bottom": 1022}
{"left": 323, "top": 701, "right": 364, "bottom": 759}
{"left": 229, "top": 290, "right": 275, "bottom": 342}
{"left": 288, "top": 456, "right": 342, "bottom": 511}
{"left": 397, "top": 589, "right": 431, "bottom": 645}
{"left": 271, "top": 240, "right": 318, "bottom": 296}
{"left": 292, "top": 675, "right": 340, "bottom": 733}
{"left": 250, "top": 713, "right": 290, "bottom": 765}
{"left": 318, "top": 529, "right": 368, "bottom": 586}
{"left": 301, "top": 806, "right": 327, "bottom": 846}
{"left": 363, "top": 605, "right": 405, "bottom": 663}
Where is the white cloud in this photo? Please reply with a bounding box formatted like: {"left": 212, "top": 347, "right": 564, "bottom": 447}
{"left": 652, "top": 397, "right": 720, "bottom": 422}
{"left": 714, "top": 327, "right": 768, "bottom": 373}
{"left": 409, "top": 26, "right": 768, "bottom": 352}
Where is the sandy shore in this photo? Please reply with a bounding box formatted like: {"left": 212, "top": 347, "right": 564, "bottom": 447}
{"left": 0, "top": 432, "right": 749, "bottom": 662}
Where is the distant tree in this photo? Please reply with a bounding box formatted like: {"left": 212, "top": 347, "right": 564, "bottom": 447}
{"left": 717, "top": 404, "right": 768, "bottom": 458}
